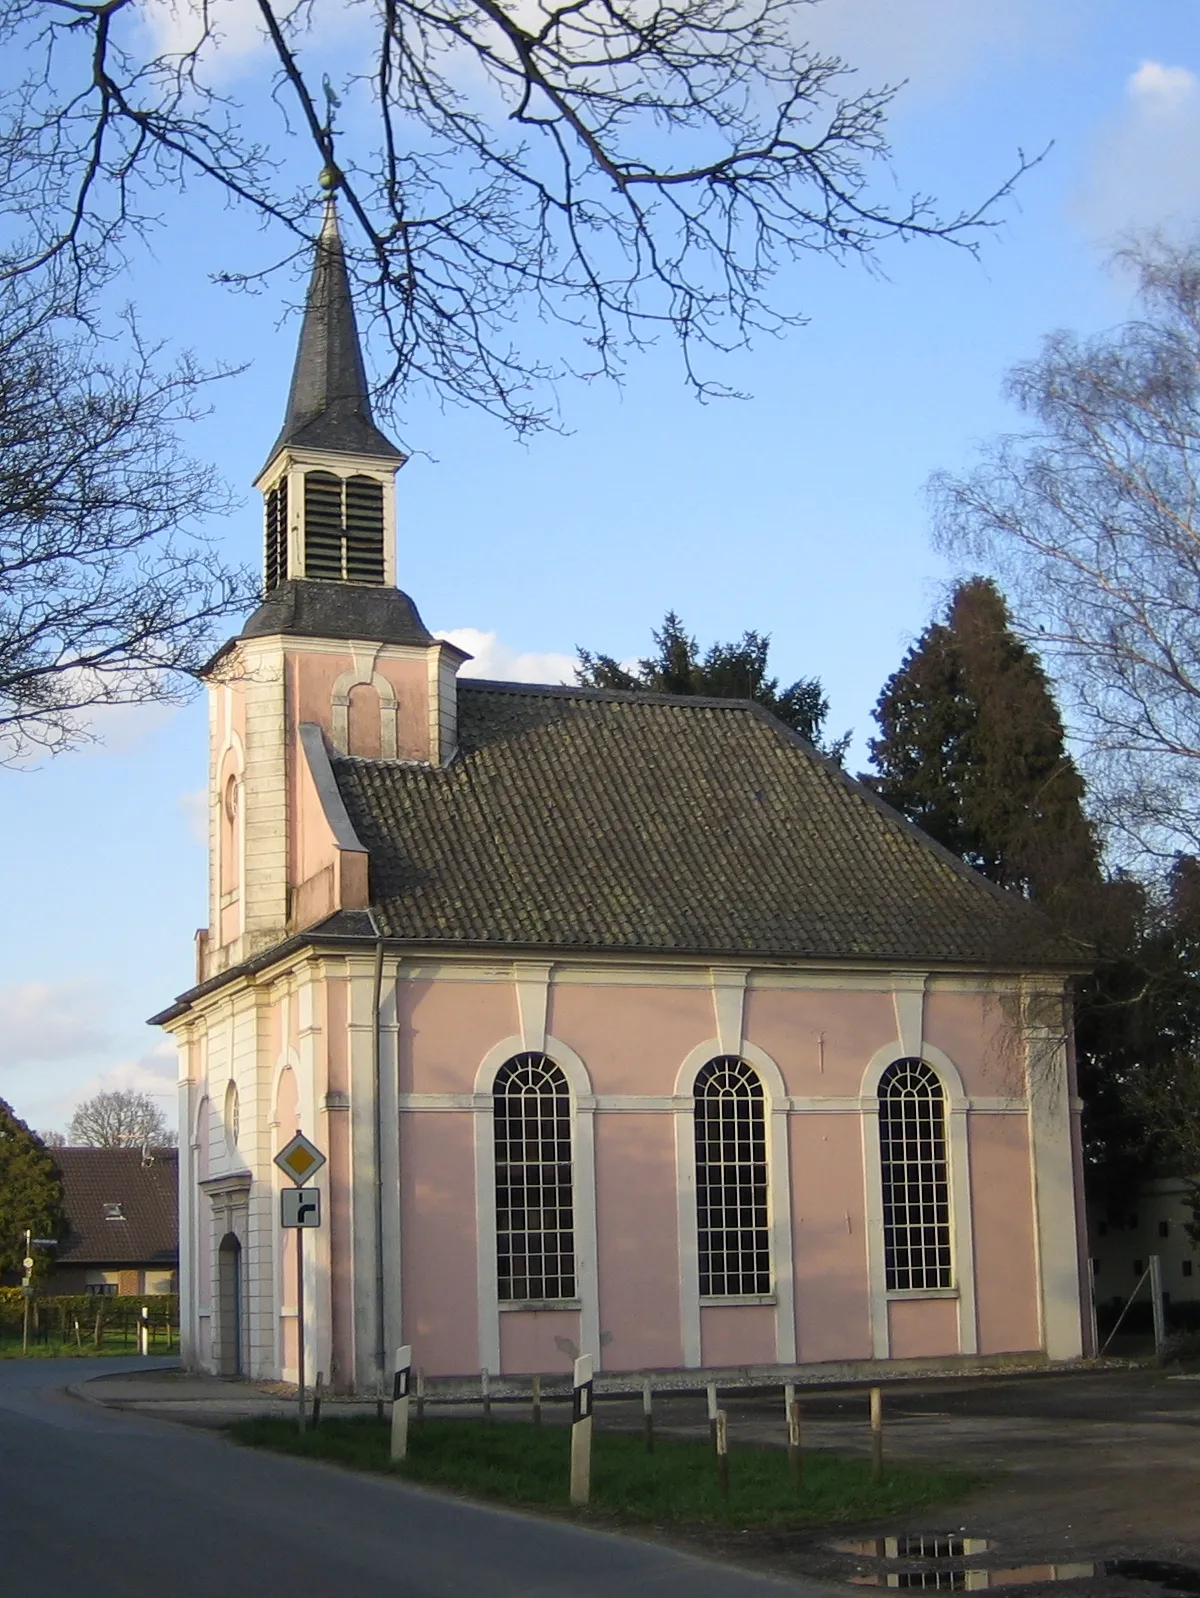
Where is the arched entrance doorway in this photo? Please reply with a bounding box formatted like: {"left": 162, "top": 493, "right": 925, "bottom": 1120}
{"left": 216, "top": 1233, "right": 243, "bottom": 1377}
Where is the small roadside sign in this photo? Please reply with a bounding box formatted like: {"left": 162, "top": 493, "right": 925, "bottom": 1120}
{"left": 274, "top": 1132, "right": 326, "bottom": 1186}
{"left": 281, "top": 1188, "right": 322, "bottom": 1229}
{"left": 22, "top": 1257, "right": 33, "bottom": 1270}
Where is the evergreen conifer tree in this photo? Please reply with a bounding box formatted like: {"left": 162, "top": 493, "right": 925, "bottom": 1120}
{"left": 0, "top": 1099, "right": 65, "bottom": 1279}
{"left": 869, "top": 577, "right": 1101, "bottom": 921}
{"left": 578, "top": 611, "right": 849, "bottom": 759}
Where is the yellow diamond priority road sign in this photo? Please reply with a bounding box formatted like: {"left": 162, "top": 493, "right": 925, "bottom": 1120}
{"left": 274, "top": 1131, "right": 326, "bottom": 1186}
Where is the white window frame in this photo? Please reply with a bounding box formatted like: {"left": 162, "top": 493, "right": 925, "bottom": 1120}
{"left": 674, "top": 1038, "right": 795, "bottom": 1368}
{"left": 860, "top": 1041, "right": 977, "bottom": 1359}
{"left": 474, "top": 1034, "right": 598, "bottom": 1373}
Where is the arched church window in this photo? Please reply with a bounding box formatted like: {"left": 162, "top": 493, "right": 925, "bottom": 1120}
{"left": 878, "top": 1059, "right": 952, "bottom": 1291}
{"left": 264, "top": 476, "right": 288, "bottom": 592}
{"left": 694, "top": 1057, "right": 770, "bottom": 1297}
{"left": 302, "top": 471, "right": 385, "bottom": 584}
{"left": 493, "top": 1053, "right": 575, "bottom": 1302}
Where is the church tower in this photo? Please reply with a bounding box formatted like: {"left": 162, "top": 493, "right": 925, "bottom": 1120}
{"left": 200, "top": 193, "right": 467, "bottom": 981}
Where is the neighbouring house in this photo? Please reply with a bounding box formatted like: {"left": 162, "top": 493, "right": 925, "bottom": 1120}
{"left": 152, "top": 191, "right": 1094, "bottom": 1391}
{"left": 48, "top": 1148, "right": 179, "bottom": 1297}
{"left": 1088, "top": 1179, "right": 1200, "bottom": 1331}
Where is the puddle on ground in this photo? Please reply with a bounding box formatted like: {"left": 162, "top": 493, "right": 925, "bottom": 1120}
{"left": 832, "top": 1538, "right": 994, "bottom": 1560}
{"left": 830, "top": 1548, "right": 1200, "bottom": 1593}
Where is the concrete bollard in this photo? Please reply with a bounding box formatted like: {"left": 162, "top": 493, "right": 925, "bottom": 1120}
{"left": 706, "top": 1382, "right": 719, "bottom": 1451}
{"left": 570, "top": 1355, "right": 594, "bottom": 1506}
{"left": 390, "top": 1344, "right": 413, "bottom": 1462}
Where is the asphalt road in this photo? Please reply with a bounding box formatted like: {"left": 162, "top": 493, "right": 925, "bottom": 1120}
{"left": 0, "top": 1357, "right": 823, "bottom": 1598}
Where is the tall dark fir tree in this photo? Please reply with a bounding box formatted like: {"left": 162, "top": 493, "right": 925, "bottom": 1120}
{"left": 869, "top": 577, "right": 1101, "bottom": 923}
{"left": 0, "top": 1099, "right": 65, "bottom": 1279}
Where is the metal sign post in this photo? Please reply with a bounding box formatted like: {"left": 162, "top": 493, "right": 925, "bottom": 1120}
{"left": 275, "top": 1135, "right": 326, "bottom": 1434}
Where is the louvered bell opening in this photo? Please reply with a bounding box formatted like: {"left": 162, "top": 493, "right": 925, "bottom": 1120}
{"left": 303, "top": 470, "right": 346, "bottom": 580}
{"left": 343, "top": 475, "right": 385, "bottom": 584}
{"left": 264, "top": 478, "right": 288, "bottom": 593}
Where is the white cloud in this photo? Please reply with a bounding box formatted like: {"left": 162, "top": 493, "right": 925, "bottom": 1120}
{"left": 179, "top": 787, "right": 209, "bottom": 845}
{"left": 0, "top": 981, "right": 112, "bottom": 1068}
{"left": 795, "top": 0, "right": 1075, "bottom": 98}
{"left": 68, "top": 1044, "right": 178, "bottom": 1113}
{"left": 1075, "top": 61, "right": 1200, "bottom": 238}
{"left": 138, "top": 0, "right": 269, "bottom": 73}
{"left": 434, "top": 627, "right": 577, "bottom": 685}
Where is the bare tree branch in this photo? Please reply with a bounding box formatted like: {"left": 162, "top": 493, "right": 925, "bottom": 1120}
{"left": 931, "top": 235, "right": 1200, "bottom": 861}
{"left": 0, "top": 0, "right": 1039, "bottom": 432}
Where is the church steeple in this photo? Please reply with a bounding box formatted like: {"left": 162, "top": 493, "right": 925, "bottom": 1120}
{"left": 267, "top": 197, "right": 404, "bottom": 466}
{"left": 255, "top": 186, "right": 406, "bottom": 593}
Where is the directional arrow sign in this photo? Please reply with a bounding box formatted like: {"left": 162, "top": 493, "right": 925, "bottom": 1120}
{"left": 281, "top": 1188, "right": 322, "bottom": 1228}
{"left": 274, "top": 1132, "right": 326, "bottom": 1186}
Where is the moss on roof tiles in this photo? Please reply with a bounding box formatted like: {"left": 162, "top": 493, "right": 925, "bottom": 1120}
{"left": 330, "top": 684, "right": 1084, "bottom": 968}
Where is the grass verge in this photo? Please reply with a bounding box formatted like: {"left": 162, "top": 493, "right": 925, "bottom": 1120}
{"left": 228, "top": 1416, "right": 979, "bottom": 1528}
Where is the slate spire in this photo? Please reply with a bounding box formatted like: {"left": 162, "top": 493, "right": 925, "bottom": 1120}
{"left": 266, "top": 195, "right": 404, "bottom": 466}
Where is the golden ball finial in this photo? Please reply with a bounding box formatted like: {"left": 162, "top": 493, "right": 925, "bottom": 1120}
{"left": 318, "top": 165, "right": 340, "bottom": 194}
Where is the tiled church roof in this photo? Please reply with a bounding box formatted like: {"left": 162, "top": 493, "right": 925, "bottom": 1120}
{"left": 330, "top": 682, "right": 1083, "bottom": 968}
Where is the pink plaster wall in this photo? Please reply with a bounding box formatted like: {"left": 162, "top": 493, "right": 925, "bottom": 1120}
{"left": 790, "top": 1113, "right": 873, "bottom": 1362}
{"left": 593, "top": 1113, "right": 683, "bottom": 1371}
{"left": 888, "top": 1296, "right": 960, "bottom": 1358}
{"left": 701, "top": 1305, "right": 775, "bottom": 1367}
{"left": 924, "top": 990, "right": 1022, "bottom": 1098}
{"left": 499, "top": 1310, "right": 580, "bottom": 1374}
{"left": 550, "top": 984, "right": 713, "bottom": 1094}
{"left": 326, "top": 979, "right": 348, "bottom": 1096}
{"left": 968, "top": 1113, "right": 1041, "bottom": 1354}
{"left": 744, "top": 987, "right": 896, "bottom": 1095}
{"left": 347, "top": 682, "right": 382, "bottom": 758}
{"left": 401, "top": 979, "right": 517, "bottom": 1094}
{"left": 400, "top": 1111, "right": 479, "bottom": 1374}
{"left": 327, "top": 1105, "right": 354, "bottom": 1390}
{"left": 285, "top": 647, "right": 432, "bottom": 760}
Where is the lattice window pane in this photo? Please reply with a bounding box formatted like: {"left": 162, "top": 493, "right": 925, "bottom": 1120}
{"left": 494, "top": 1053, "right": 576, "bottom": 1302}
{"left": 879, "top": 1058, "right": 952, "bottom": 1291}
{"left": 694, "top": 1056, "right": 770, "bottom": 1297}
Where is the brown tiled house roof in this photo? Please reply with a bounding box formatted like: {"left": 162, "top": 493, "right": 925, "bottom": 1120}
{"left": 53, "top": 1148, "right": 178, "bottom": 1266}
{"left": 330, "top": 682, "right": 1083, "bottom": 969}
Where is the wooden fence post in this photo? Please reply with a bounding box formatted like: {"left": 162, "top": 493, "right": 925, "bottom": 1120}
{"left": 531, "top": 1373, "right": 542, "bottom": 1427}
{"left": 870, "top": 1386, "right": 884, "bottom": 1484}
{"left": 642, "top": 1377, "right": 654, "bottom": 1453}
{"left": 715, "top": 1410, "right": 730, "bottom": 1497}
{"left": 787, "top": 1398, "right": 803, "bottom": 1489}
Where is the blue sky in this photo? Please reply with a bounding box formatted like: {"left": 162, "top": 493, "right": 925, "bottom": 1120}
{"left": 2, "top": 0, "right": 1199, "bottom": 1137}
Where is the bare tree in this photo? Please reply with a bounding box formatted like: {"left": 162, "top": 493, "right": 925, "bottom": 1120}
{"left": 931, "top": 236, "right": 1200, "bottom": 860}
{"left": 0, "top": 0, "right": 1036, "bottom": 435}
{"left": 37, "top": 1129, "right": 67, "bottom": 1148}
{"left": 0, "top": 274, "right": 256, "bottom": 762}
{"left": 66, "top": 1088, "right": 176, "bottom": 1149}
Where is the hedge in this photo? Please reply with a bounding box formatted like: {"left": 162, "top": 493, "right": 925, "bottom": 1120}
{"left": 0, "top": 1290, "right": 179, "bottom": 1346}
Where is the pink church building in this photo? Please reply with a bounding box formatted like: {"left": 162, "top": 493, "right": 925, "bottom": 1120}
{"left": 154, "top": 201, "right": 1093, "bottom": 1393}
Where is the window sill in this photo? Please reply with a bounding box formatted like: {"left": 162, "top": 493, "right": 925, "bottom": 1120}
{"left": 498, "top": 1299, "right": 582, "bottom": 1313}
{"left": 886, "top": 1287, "right": 959, "bottom": 1301}
{"left": 700, "top": 1295, "right": 777, "bottom": 1308}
